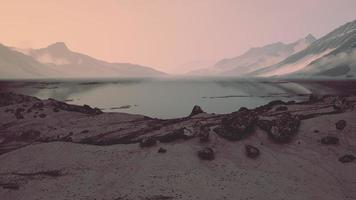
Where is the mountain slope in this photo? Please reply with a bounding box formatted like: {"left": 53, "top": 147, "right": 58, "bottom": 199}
{"left": 213, "top": 34, "right": 316, "bottom": 76}
{"left": 251, "top": 20, "right": 356, "bottom": 77}
{"left": 0, "top": 44, "right": 61, "bottom": 79}
{"left": 24, "top": 42, "right": 166, "bottom": 77}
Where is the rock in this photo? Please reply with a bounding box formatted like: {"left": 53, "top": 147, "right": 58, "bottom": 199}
{"left": 321, "top": 136, "right": 339, "bottom": 145}
{"left": 258, "top": 113, "right": 300, "bottom": 143}
{"left": 158, "top": 147, "right": 167, "bottom": 153}
{"left": 245, "top": 145, "right": 260, "bottom": 159}
{"left": 195, "top": 122, "right": 210, "bottom": 142}
{"left": 20, "top": 130, "right": 41, "bottom": 141}
{"left": 0, "top": 92, "right": 38, "bottom": 107}
{"left": 309, "top": 94, "right": 323, "bottom": 102}
{"left": 333, "top": 97, "right": 348, "bottom": 111}
{"left": 139, "top": 137, "right": 157, "bottom": 147}
{"left": 158, "top": 128, "right": 194, "bottom": 143}
{"left": 14, "top": 108, "right": 25, "bottom": 119}
{"left": 197, "top": 147, "right": 214, "bottom": 160}
{"left": 218, "top": 107, "right": 258, "bottom": 141}
{"left": 275, "top": 106, "right": 288, "bottom": 111}
{"left": 339, "top": 154, "right": 356, "bottom": 163}
{"left": 255, "top": 100, "right": 286, "bottom": 113}
{"left": 50, "top": 100, "right": 103, "bottom": 115}
{"left": 39, "top": 113, "right": 46, "bottom": 118}
{"left": 1, "top": 183, "right": 20, "bottom": 190}
{"left": 335, "top": 120, "right": 347, "bottom": 130}
{"left": 189, "top": 105, "right": 204, "bottom": 116}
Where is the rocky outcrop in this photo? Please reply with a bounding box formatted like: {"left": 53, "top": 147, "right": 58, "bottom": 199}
{"left": 139, "top": 137, "right": 157, "bottom": 147}
{"left": 49, "top": 100, "right": 102, "bottom": 115}
{"left": 218, "top": 107, "right": 258, "bottom": 141}
{"left": 197, "top": 147, "right": 214, "bottom": 160}
{"left": 0, "top": 92, "right": 38, "bottom": 107}
{"left": 258, "top": 113, "right": 300, "bottom": 143}
{"left": 158, "top": 128, "right": 195, "bottom": 143}
{"left": 189, "top": 105, "right": 204, "bottom": 116}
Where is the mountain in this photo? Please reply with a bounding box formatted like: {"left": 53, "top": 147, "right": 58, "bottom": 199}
{"left": 212, "top": 34, "right": 316, "bottom": 76}
{"left": 0, "top": 42, "right": 165, "bottom": 79}
{"left": 251, "top": 20, "right": 356, "bottom": 78}
{"left": 0, "top": 44, "right": 60, "bottom": 79}
{"left": 23, "top": 42, "right": 166, "bottom": 78}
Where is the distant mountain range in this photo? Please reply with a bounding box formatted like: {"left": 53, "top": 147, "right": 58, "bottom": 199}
{"left": 252, "top": 19, "right": 356, "bottom": 78}
{"left": 190, "top": 19, "right": 356, "bottom": 79}
{"left": 1, "top": 19, "right": 355, "bottom": 79}
{"left": 0, "top": 42, "right": 165, "bottom": 79}
{"left": 215, "top": 34, "right": 317, "bottom": 75}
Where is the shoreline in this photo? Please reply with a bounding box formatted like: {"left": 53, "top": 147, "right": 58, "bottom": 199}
{"left": 0, "top": 92, "right": 356, "bottom": 199}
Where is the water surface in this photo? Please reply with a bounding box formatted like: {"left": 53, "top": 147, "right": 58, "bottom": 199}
{"left": 1, "top": 77, "right": 355, "bottom": 119}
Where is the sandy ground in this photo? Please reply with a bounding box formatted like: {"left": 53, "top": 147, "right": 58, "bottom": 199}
{"left": 0, "top": 93, "right": 355, "bottom": 200}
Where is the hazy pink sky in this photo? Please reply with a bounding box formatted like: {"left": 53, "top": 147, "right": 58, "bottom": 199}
{"left": 1, "top": 0, "right": 356, "bottom": 73}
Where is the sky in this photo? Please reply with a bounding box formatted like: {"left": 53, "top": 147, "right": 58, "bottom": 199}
{"left": 0, "top": 0, "right": 356, "bottom": 74}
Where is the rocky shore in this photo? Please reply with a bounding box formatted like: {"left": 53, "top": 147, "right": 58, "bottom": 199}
{"left": 0, "top": 92, "right": 355, "bottom": 200}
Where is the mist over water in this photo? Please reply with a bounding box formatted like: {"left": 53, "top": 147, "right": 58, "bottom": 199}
{"left": 1, "top": 77, "right": 355, "bottom": 119}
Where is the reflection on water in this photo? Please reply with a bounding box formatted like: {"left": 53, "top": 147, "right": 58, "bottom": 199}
{"left": 1, "top": 78, "right": 355, "bottom": 119}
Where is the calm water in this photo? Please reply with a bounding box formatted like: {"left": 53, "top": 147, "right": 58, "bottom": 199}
{"left": 1, "top": 77, "right": 355, "bottom": 119}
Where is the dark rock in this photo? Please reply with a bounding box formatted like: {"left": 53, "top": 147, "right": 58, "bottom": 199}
{"left": 50, "top": 100, "right": 103, "bottom": 115}
{"left": 275, "top": 106, "right": 288, "bottom": 111}
{"left": 258, "top": 113, "right": 300, "bottom": 143}
{"left": 321, "top": 136, "right": 339, "bottom": 145}
{"left": 335, "top": 120, "right": 347, "bottom": 130}
{"left": 14, "top": 108, "right": 25, "bottom": 119}
{"left": 245, "top": 145, "right": 260, "bottom": 159}
{"left": 20, "top": 130, "right": 41, "bottom": 141}
{"left": 53, "top": 108, "right": 60, "bottom": 112}
{"left": 218, "top": 108, "right": 258, "bottom": 141}
{"left": 139, "top": 137, "right": 157, "bottom": 147}
{"left": 309, "top": 94, "right": 323, "bottom": 102}
{"left": 190, "top": 105, "right": 204, "bottom": 116}
{"left": 1, "top": 183, "right": 19, "bottom": 190}
{"left": 196, "top": 122, "right": 210, "bottom": 142}
{"left": 339, "top": 154, "right": 356, "bottom": 163}
{"left": 197, "top": 147, "right": 214, "bottom": 160}
{"left": 39, "top": 113, "right": 46, "bottom": 118}
{"left": 158, "top": 128, "right": 194, "bottom": 143}
{"left": 158, "top": 147, "right": 167, "bottom": 153}
{"left": 255, "top": 100, "right": 286, "bottom": 113}
{"left": 0, "top": 92, "right": 38, "bottom": 107}
{"left": 333, "top": 97, "right": 348, "bottom": 111}
{"left": 314, "top": 130, "right": 320, "bottom": 133}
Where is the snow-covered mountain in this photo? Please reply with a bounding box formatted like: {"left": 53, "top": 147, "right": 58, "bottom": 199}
{"left": 252, "top": 20, "right": 356, "bottom": 78}
{"left": 0, "top": 42, "right": 165, "bottom": 79}
{"left": 212, "top": 34, "right": 316, "bottom": 76}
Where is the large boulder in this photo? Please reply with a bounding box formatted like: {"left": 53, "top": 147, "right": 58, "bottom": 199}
{"left": 218, "top": 107, "right": 258, "bottom": 141}
{"left": 258, "top": 113, "right": 300, "bottom": 143}
{"left": 197, "top": 147, "right": 214, "bottom": 160}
